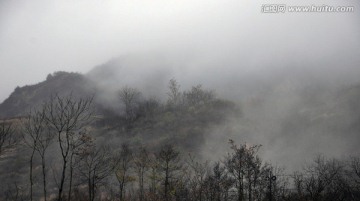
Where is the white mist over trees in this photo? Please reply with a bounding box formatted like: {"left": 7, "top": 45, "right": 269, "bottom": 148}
{"left": 0, "top": 78, "right": 359, "bottom": 200}
{"left": 0, "top": 0, "right": 359, "bottom": 200}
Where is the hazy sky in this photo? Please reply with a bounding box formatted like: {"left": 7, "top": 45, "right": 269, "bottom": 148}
{"left": 1, "top": 0, "right": 359, "bottom": 102}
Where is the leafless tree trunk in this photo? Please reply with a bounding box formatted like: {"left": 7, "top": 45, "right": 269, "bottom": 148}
{"left": 187, "top": 154, "right": 209, "bottom": 201}
{"left": 43, "top": 94, "right": 93, "bottom": 201}
{"left": 203, "top": 162, "right": 233, "bottom": 201}
{"left": 29, "top": 148, "right": 35, "bottom": 201}
{"left": 225, "top": 140, "right": 262, "bottom": 201}
{"left": 23, "top": 109, "right": 53, "bottom": 201}
{"left": 156, "top": 144, "right": 182, "bottom": 201}
{"left": 148, "top": 154, "right": 159, "bottom": 196}
{"left": 115, "top": 143, "right": 134, "bottom": 201}
{"left": 134, "top": 147, "right": 150, "bottom": 201}
{"left": 68, "top": 131, "right": 93, "bottom": 201}
{"left": 77, "top": 145, "right": 113, "bottom": 201}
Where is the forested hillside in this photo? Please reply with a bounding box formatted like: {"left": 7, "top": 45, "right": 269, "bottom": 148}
{"left": 1, "top": 64, "right": 360, "bottom": 200}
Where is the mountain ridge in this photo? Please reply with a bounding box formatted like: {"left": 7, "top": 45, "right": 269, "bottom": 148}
{"left": 0, "top": 71, "right": 95, "bottom": 118}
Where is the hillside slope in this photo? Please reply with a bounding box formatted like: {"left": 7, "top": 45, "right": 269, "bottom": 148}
{"left": 0, "top": 72, "right": 95, "bottom": 118}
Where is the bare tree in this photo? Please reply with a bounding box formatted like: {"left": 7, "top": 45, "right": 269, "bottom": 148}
{"left": 119, "top": 86, "right": 141, "bottom": 127}
{"left": 23, "top": 109, "right": 53, "bottom": 201}
{"left": 350, "top": 156, "right": 360, "bottom": 183}
{"left": 303, "top": 155, "right": 342, "bottom": 201}
{"left": 44, "top": 94, "right": 93, "bottom": 201}
{"left": 293, "top": 171, "right": 305, "bottom": 201}
{"left": 187, "top": 154, "right": 209, "bottom": 201}
{"left": 167, "top": 79, "right": 182, "bottom": 108}
{"left": 224, "top": 140, "right": 262, "bottom": 201}
{"left": 0, "top": 121, "right": 16, "bottom": 156}
{"left": 203, "top": 162, "right": 234, "bottom": 201}
{"left": 183, "top": 84, "right": 215, "bottom": 107}
{"left": 68, "top": 130, "right": 94, "bottom": 201}
{"left": 115, "top": 143, "right": 134, "bottom": 201}
{"left": 156, "top": 144, "right": 183, "bottom": 201}
{"left": 148, "top": 153, "right": 160, "bottom": 197}
{"left": 134, "top": 147, "right": 150, "bottom": 201}
{"left": 262, "top": 164, "right": 290, "bottom": 201}
{"left": 77, "top": 146, "right": 114, "bottom": 201}
{"left": 139, "top": 97, "right": 161, "bottom": 120}
{"left": 343, "top": 156, "right": 360, "bottom": 200}
{"left": 4, "top": 182, "right": 28, "bottom": 201}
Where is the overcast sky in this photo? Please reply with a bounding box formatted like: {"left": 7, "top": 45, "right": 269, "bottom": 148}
{"left": 0, "top": 0, "right": 359, "bottom": 102}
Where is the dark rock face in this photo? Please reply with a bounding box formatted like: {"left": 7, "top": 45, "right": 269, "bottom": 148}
{"left": 0, "top": 71, "right": 95, "bottom": 118}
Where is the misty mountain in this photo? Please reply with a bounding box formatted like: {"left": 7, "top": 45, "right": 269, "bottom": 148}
{"left": 0, "top": 71, "right": 95, "bottom": 118}
{"left": 0, "top": 58, "right": 242, "bottom": 150}
{"left": 1, "top": 57, "right": 360, "bottom": 171}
